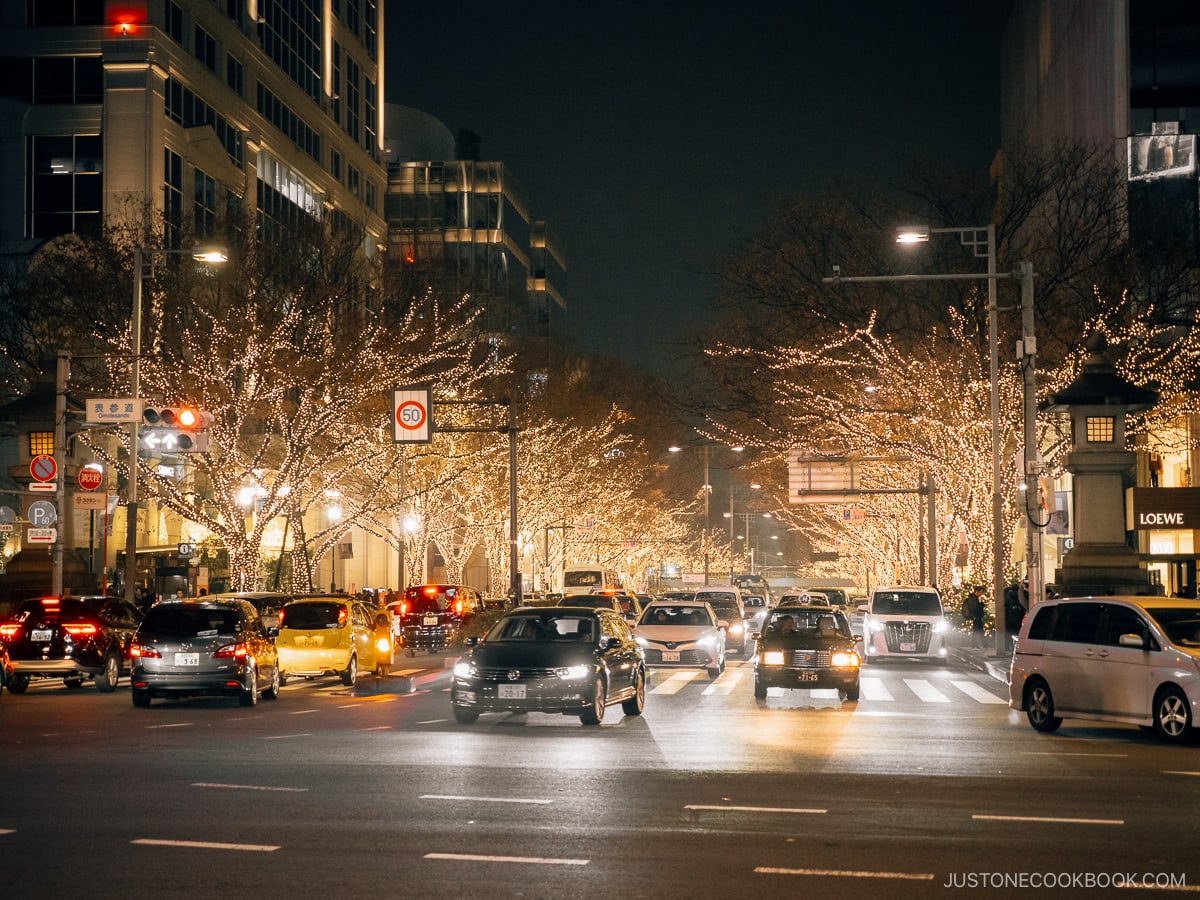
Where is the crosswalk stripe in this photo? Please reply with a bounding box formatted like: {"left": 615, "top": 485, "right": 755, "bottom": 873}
{"left": 950, "top": 680, "right": 1007, "bottom": 704}
{"left": 903, "top": 679, "right": 949, "bottom": 702}
{"left": 703, "top": 671, "right": 742, "bottom": 695}
{"left": 652, "top": 671, "right": 699, "bottom": 695}
{"left": 858, "top": 677, "right": 894, "bottom": 701}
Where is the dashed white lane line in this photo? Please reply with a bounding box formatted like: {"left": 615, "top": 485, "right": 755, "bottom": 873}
{"left": 132, "top": 838, "right": 279, "bottom": 852}
{"left": 425, "top": 852, "right": 587, "bottom": 866}
{"left": 973, "top": 814, "right": 1123, "bottom": 826}
{"left": 421, "top": 794, "right": 552, "bottom": 805}
{"left": 145, "top": 722, "right": 193, "bottom": 729}
{"left": 686, "top": 805, "right": 827, "bottom": 814}
{"left": 755, "top": 867, "right": 934, "bottom": 881}
{"left": 192, "top": 783, "right": 307, "bottom": 793}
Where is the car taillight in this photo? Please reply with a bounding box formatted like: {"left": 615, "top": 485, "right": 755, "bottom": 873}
{"left": 399, "top": 602, "right": 408, "bottom": 615}
{"left": 130, "top": 642, "right": 161, "bottom": 659}
{"left": 0, "top": 623, "right": 20, "bottom": 639}
{"left": 454, "top": 600, "right": 463, "bottom": 615}
{"left": 63, "top": 623, "right": 98, "bottom": 637}
{"left": 213, "top": 642, "right": 248, "bottom": 659}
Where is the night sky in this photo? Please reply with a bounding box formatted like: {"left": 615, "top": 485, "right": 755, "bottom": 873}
{"left": 386, "top": 2, "right": 1012, "bottom": 374}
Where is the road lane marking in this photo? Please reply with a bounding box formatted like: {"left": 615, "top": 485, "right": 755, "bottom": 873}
{"left": 193, "top": 783, "right": 308, "bottom": 793}
{"left": 260, "top": 733, "right": 312, "bottom": 740}
{"left": 144, "top": 722, "right": 192, "bottom": 729}
{"left": 903, "top": 679, "right": 949, "bottom": 702}
{"left": 360, "top": 725, "right": 393, "bottom": 731}
{"left": 858, "top": 677, "right": 893, "bottom": 701}
{"left": 0, "top": 829, "right": 14, "bottom": 835}
{"left": 687, "top": 805, "right": 827, "bottom": 814}
{"left": 289, "top": 709, "right": 319, "bottom": 715}
{"left": 1163, "top": 770, "right": 1200, "bottom": 776}
{"left": 652, "top": 672, "right": 698, "bottom": 695}
{"left": 756, "top": 867, "right": 934, "bottom": 881}
{"left": 703, "top": 671, "right": 743, "bottom": 695}
{"left": 421, "top": 794, "right": 552, "bottom": 805}
{"left": 973, "top": 814, "right": 1123, "bottom": 826}
{"left": 132, "top": 838, "right": 279, "bottom": 852}
{"left": 1023, "top": 751, "right": 1127, "bottom": 758}
{"left": 950, "top": 680, "right": 1007, "bottom": 704}
{"left": 425, "top": 852, "right": 587, "bottom": 866}
{"left": 416, "top": 718, "right": 449, "bottom": 724}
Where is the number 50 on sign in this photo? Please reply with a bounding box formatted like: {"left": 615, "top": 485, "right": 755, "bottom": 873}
{"left": 391, "top": 386, "right": 432, "bottom": 443}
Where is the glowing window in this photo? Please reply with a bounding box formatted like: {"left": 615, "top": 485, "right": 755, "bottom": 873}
{"left": 1086, "top": 416, "right": 1114, "bottom": 442}
{"left": 29, "top": 431, "right": 53, "bottom": 456}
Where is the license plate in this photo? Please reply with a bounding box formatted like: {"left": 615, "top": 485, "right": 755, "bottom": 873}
{"left": 797, "top": 671, "right": 819, "bottom": 682}
{"left": 661, "top": 650, "right": 680, "bottom": 662}
{"left": 423, "top": 616, "right": 439, "bottom": 626}
{"left": 900, "top": 642, "right": 916, "bottom": 652}
{"left": 31, "top": 629, "right": 52, "bottom": 642}
{"left": 498, "top": 684, "right": 526, "bottom": 699}
{"left": 174, "top": 653, "right": 199, "bottom": 666}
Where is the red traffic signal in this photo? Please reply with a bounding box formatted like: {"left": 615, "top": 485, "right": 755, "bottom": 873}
{"left": 140, "top": 406, "right": 212, "bottom": 454}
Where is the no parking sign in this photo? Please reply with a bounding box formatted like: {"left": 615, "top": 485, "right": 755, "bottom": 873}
{"left": 391, "top": 386, "right": 432, "bottom": 443}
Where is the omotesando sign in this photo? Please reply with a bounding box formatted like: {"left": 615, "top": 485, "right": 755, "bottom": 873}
{"left": 1130, "top": 487, "right": 1200, "bottom": 529}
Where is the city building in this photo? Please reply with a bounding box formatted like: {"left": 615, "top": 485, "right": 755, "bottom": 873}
{"left": 1000, "top": 0, "right": 1200, "bottom": 596}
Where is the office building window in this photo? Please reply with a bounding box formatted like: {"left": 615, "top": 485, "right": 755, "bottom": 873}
{"left": 0, "top": 56, "right": 102, "bottom": 103}
{"left": 364, "top": 77, "right": 376, "bottom": 152}
{"left": 165, "top": 0, "right": 185, "bottom": 44}
{"left": 365, "top": 180, "right": 376, "bottom": 212}
{"left": 29, "top": 432, "right": 54, "bottom": 457}
{"left": 226, "top": 54, "right": 243, "bottom": 96}
{"left": 194, "top": 168, "right": 217, "bottom": 239}
{"left": 330, "top": 149, "right": 342, "bottom": 182}
{"left": 194, "top": 25, "right": 217, "bottom": 73}
{"left": 224, "top": 0, "right": 245, "bottom": 28}
{"left": 258, "top": 0, "right": 321, "bottom": 102}
{"left": 30, "top": 0, "right": 103, "bottom": 25}
{"left": 347, "top": 164, "right": 360, "bottom": 197}
{"left": 26, "top": 133, "right": 101, "bottom": 239}
{"left": 344, "top": 55, "right": 360, "bottom": 142}
{"left": 345, "top": 0, "right": 361, "bottom": 36}
{"left": 164, "top": 149, "right": 184, "bottom": 247}
{"left": 364, "top": 0, "right": 378, "bottom": 60}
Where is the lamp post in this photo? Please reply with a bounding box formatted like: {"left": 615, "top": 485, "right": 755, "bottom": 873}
{"left": 125, "top": 244, "right": 226, "bottom": 606}
{"left": 669, "top": 441, "right": 744, "bottom": 586}
{"left": 827, "top": 225, "right": 1036, "bottom": 656}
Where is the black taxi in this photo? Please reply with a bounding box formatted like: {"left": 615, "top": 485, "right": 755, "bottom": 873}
{"left": 752, "top": 604, "right": 862, "bottom": 702}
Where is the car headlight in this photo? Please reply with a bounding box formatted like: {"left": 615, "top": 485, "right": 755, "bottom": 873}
{"left": 635, "top": 636, "right": 650, "bottom": 647}
{"left": 697, "top": 634, "right": 720, "bottom": 649}
{"left": 831, "top": 651, "right": 860, "bottom": 668}
{"left": 761, "top": 650, "right": 785, "bottom": 666}
{"left": 865, "top": 617, "right": 885, "bottom": 634}
{"left": 453, "top": 661, "right": 475, "bottom": 678}
{"left": 932, "top": 618, "right": 950, "bottom": 633}
{"left": 727, "top": 623, "right": 744, "bottom": 636}
{"left": 557, "top": 664, "right": 591, "bottom": 680}
{"left": 376, "top": 637, "right": 391, "bottom": 654}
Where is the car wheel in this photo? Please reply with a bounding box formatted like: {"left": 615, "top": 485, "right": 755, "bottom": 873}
{"left": 842, "top": 682, "right": 860, "bottom": 702}
{"left": 340, "top": 654, "right": 358, "bottom": 686}
{"left": 453, "top": 706, "right": 479, "bottom": 724}
{"left": 278, "top": 672, "right": 289, "bottom": 687}
{"left": 64, "top": 676, "right": 84, "bottom": 689}
{"left": 263, "top": 666, "right": 281, "bottom": 700}
{"left": 132, "top": 690, "right": 151, "bottom": 708}
{"left": 753, "top": 678, "right": 767, "bottom": 700}
{"left": 706, "top": 665, "right": 721, "bottom": 680}
{"left": 621, "top": 669, "right": 645, "bottom": 717}
{"left": 96, "top": 652, "right": 121, "bottom": 693}
{"left": 1024, "top": 678, "right": 1062, "bottom": 733}
{"left": 1153, "top": 686, "right": 1193, "bottom": 743}
{"left": 580, "top": 677, "right": 606, "bottom": 725}
{"left": 239, "top": 668, "right": 260, "bottom": 707}
{"left": 8, "top": 675, "right": 29, "bottom": 694}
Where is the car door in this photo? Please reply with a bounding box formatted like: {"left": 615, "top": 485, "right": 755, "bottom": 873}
{"left": 1041, "top": 602, "right": 1104, "bottom": 715}
{"left": 1094, "top": 603, "right": 1157, "bottom": 720}
{"left": 352, "top": 603, "right": 377, "bottom": 671}
{"left": 598, "top": 613, "right": 636, "bottom": 695}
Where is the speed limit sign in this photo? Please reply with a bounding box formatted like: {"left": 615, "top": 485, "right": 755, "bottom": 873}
{"left": 391, "top": 386, "right": 432, "bottom": 443}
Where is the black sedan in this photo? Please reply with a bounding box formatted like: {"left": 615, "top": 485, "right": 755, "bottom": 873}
{"left": 752, "top": 606, "right": 862, "bottom": 702}
{"left": 450, "top": 606, "right": 646, "bottom": 726}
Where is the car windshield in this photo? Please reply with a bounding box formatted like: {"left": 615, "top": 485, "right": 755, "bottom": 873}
{"left": 1146, "top": 608, "right": 1200, "bottom": 647}
{"left": 742, "top": 595, "right": 766, "bottom": 609}
{"left": 487, "top": 614, "right": 595, "bottom": 643}
{"left": 764, "top": 609, "right": 849, "bottom": 636}
{"left": 871, "top": 591, "right": 942, "bottom": 615}
{"left": 563, "top": 571, "right": 605, "bottom": 590}
{"left": 280, "top": 602, "right": 345, "bottom": 629}
{"left": 639, "top": 606, "right": 713, "bottom": 627}
{"left": 142, "top": 605, "right": 241, "bottom": 638}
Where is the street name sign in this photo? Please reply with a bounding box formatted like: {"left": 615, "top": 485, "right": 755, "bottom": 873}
{"left": 86, "top": 398, "right": 143, "bottom": 423}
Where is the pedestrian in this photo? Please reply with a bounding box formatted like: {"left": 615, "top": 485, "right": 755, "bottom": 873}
{"left": 1004, "top": 584, "right": 1026, "bottom": 649}
{"left": 962, "top": 586, "right": 986, "bottom": 648}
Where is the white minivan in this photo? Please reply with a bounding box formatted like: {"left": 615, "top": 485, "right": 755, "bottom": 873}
{"left": 1009, "top": 595, "right": 1200, "bottom": 743}
{"left": 859, "top": 585, "right": 950, "bottom": 663}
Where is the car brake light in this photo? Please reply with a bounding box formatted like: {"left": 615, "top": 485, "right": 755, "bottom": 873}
{"left": 399, "top": 601, "right": 408, "bottom": 615}
{"left": 337, "top": 606, "right": 348, "bottom": 626}
{"left": 130, "top": 643, "right": 161, "bottom": 659}
{"left": 0, "top": 623, "right": 20, "bottom": 639}
{"left": 423, "top": 586, "right": 437, "bottom": 596}
{"left": 454, "top": 600, "right": 463, "bottom": 615}
{"left": 213, "top": 642, "right": 248, "bottom": 659}
{"left": 63, "top": 623, "right": 98, "bottom": 637}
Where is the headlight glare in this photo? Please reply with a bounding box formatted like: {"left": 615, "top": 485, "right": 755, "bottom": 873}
{"left": 453, "top": 661, "right": 474, "bottom": 678}
{"left": 559, "top": 664, "right": 591, "bottom": 680}
{"left": 831, "top": 651, "right": 860, "bottom": 668}
{"left": 761, "top": 650, "right": 785, "bottom": 666}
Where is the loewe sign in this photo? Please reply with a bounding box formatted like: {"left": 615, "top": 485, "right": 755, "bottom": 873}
{"left": 1131, "top": 487, "right": 1200, "bottom": 529}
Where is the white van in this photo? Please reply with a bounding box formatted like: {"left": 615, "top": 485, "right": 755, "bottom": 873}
{"left": 561, "top": 566, "right": 620, "bottom": 597}
{"left": 1009, "top": 595, "right": 1200, "bottom": 742}
{"left": 859, "top": 585, "right": 949, "bottom": 663}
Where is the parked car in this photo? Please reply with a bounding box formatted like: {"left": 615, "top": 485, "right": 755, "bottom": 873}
{"left": 858, "top": 585, "right": 950, "bottom": 663}
{"left": 389, "top": 584, "right": 483, "bottom": 654}
{"left": 1009, "top": 595, "right": 1200, "bottom": 743}
{"left": 0, "top": 595, "right": 142, "bottom": 693}
{"left": 634, "top": 601, "right": 725, "bottom": 679}
{"left": 450, "top": 607, "right": 645, "bottom": 725}
{"left": 276, "top": 595, "right": 391, "bottom": 684}
{"left": 693, "top": 587, "right": 749, "bottom": 654}
{"left": 129, "top": 597, "right": 280, "bottom": 707}
{"left": 752, "top": 606, "right": 862, "bottom": 701}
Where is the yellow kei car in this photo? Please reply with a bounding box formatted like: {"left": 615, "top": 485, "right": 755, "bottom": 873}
{"left": 275, "top": 596, "right": 392, "bottom": 685}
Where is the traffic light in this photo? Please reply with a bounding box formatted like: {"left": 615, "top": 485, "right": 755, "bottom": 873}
{"left": 139, "top": 405, "right": 211, "bottom": 454}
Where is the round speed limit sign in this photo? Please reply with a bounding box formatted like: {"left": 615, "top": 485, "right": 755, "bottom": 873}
{"left": 396, "top": 400, "right": 427, "bottom": 431}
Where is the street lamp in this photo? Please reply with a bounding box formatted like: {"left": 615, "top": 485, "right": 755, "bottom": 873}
{"left": 825, "top": 225, "right": 1036, "bottom": 656}
{"left": 125, "top": 243, "right": 226, "bottom": 606}
{"left": 669, "top": 441, "right": 744, "bottom": 585}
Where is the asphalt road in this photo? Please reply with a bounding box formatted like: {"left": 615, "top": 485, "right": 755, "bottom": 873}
{"left": 3, "top": 650, "right": 1198, "bottom": 899}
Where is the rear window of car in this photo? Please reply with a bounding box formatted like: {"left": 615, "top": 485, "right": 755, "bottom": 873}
{"left": 402, "top": 586, "right": 472, "bottom": 614}
{"left": 280, "top": 602, "right": 345, "bottom": 630}
{"left": 142, "top": 605, "right": 241, "bottom": 637}
{"left": 17, "top": 598, "right": 97, "bottom": 620}
{"left": 870, "top": 591, "right": 942, "bottom": 616}
{"left": 558, "top": 596, "right": 614, "bottom": 611}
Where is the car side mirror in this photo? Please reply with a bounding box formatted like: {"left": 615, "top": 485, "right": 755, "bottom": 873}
{"left": 750, "top": 631, "right": 760, "bottom": 641}
{"left": 857, "top": 604, "right": 868, "bottom": 614}
{"left": 853, "top": 633, "right": 863, "bottom": 644}
{"left": 464, "top": 636, "right": 480, "bottom": 647}
{"left": 1117, "top": 632, "right": 1145, "bottom": 649}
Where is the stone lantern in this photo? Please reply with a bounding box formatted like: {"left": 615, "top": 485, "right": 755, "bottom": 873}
{"left": 1043, "top": 333, "right": 1158, "bottom": 596}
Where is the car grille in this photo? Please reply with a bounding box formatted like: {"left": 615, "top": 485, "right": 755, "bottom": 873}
{"left": 473, "top": 666, "right": 560, "bottom": 682}
{"left": 884, "top": 621, "right": 932, "bottom": 652}
{"left": 787, "top": 649, "right": 831, "bottom": 667}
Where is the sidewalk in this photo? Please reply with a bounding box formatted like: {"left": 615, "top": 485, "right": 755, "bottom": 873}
{"left": 950, "top": 636, "right": 1012, "bottom": 685}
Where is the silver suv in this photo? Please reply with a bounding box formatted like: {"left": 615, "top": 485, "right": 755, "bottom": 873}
{"left": 859, "top": 586, "right": 949, "bottom": 663}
